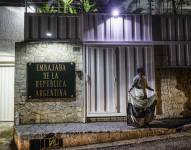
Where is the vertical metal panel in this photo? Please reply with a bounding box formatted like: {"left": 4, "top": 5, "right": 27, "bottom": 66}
{"left": 142, "top": 15, "right": 151, "bottom": 41}
{"left": 68, "top": 17, "right": 76, "bottom": 39}
{"left": 58, "top": 16, "right": 67, "bottom": 39}
{"left": 185, "top": 16, "right": 191, "bottom": 41}
{"left": 119, "top": 47, "right": 127, "bottom": 113}
{"left": 135, "top": 47, "right": 144, "bottom": 68}
{"left": 177, "top": 17, "right": 184, "bottom": 41}
{"left": 124, "top": 15, "right": 133, "bottom": 41}
{"left": 105, "top": 15, "right": 111, "bottom": 40}
{"left": 95, "top": 15, "right": 105, "bottom": 41}
{"left": 86, "top": 46, "right": 91, "bottom": 114}
{"left": 134, "top": 15, "right": 141, "bottom": 41}
{"left": 105, "top": 48, "right": 115, "bottom": 112}
{"left": 168, "top": 16, "right": 176, "bottom": 40}
{"left": 90, "top": 48, "right": 96, "bottom": 112}
{"left": 24, "top": 14, "right": 30, "bottom": 40}
{"left": 49, "top": 16, "right": 57, "bottom": 39}
{"left": 161, "top": 16, "right": 168, "bottom": 40}
{"left": 40, "top": 15, "right": 49, "bottom": 39}
{"left": 186, "top": 44, "right": 191, "bottom": 66}
{"left": 126, "top": 47, "right": 135, "bottom": 90}
{"left": 77, "top": 17, "right": 82, "bottom": 40}
{"left": 169, "top": 45, "right": 177, "bottom": 66}
{"left": 144, "top": 47, "right": 155, "bottom": 96}
{"left": 0, "top": 66, "right": 14, "bottom": 121}
{"left": 96, "top": 48, "right": 105, "bottom": 112}
{"left": 88, "top": 14, "right": 95, "bottom": 41}
{"left": 110, "top": 17, "right": 124, "bottom": 41}
{"left": 31, "top": 15, "right": 39, "bottom": 39}
{"left": 177, "top": 44, "right": 185, "bottom": 66}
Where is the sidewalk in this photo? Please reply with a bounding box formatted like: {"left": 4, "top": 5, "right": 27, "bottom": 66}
{"left": 14, "top": 118, "right": 191, "bottom": 150}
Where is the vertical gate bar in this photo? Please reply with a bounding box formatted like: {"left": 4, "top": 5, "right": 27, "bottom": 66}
{"left": 105, "top": 48, "right": 115, "bottom": 112}
{"left": 49, "top": 16, "right": 57, "bottom": 39}
{"left": 161, "top": 16, "right": 167, "bottom": 40}
{"left": 96, "top": 48, "right": 105, "bottom": 112}
{"left": 143, "top": 15, "right": 151, "bottom": 41}
{"left": 177, "top": 16, "right": 184, "bottom": 41}
{"left": 169, "top": 45, "right": 177, "bottom": 66}
{"left": 134, "top": 15, "right": 141, "bottom": 41}
{"left": 31, "top": 15, "right": 39, "bottom": 40}
{"left": 124, "top": 15, "right": 133, "bottom": 41}
{"left": 119, "top": 47, "right": 127, "bottom": 113}
{"left": 126, "top": 47, "right": 135, "bottom": 96}
{"left": 90, "top": 48, "right": 96, "bottom": 113}
{"left": 105, "top": 15, "right": 111, "bottom": 41}
{"left": 168, "top": 16, "right": 176, "bottom": 40}
{"left": 186, "top": 44, "right": 191, "bottom": 66}
{"left": 111, "top": 17, "right": 123, "bottom": 41}
{"left": 58, "top": 16, "right": 66, "bottom": 39}
{"left": 144, "top": 47, "right": 155, "bottom": 96}
{"left": 88, "top": 14, "right": 95, "bottom": 41}
{"left": 40, "top": 15, "right": 48, "bottom": 39}
{"left": 113, "top": 48, "right": 117, "bottom": 112}
{"left": 85, "top": 46, "right": 90, "bottom": 115}
{"left": 177, "top": 44, "right": 185, "bottom": 66}
{"left": 96, "top": 14, "right": 105, "bottom": 41}
{"left": 135, "top": 46, "right": 143, "bottom": 68}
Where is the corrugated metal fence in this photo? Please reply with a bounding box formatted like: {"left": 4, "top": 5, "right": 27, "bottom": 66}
{"left": 24, "top": 14, "right": 81, "bottom": 41}
{"left": 83, "top": 14, "right": 152, "bottom": 41}
{"left": 85, "top": 46, "right": 155, "bottom": 117}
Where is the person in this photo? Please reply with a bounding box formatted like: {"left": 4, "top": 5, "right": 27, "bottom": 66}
{"left": 127, "top": 67, "right": 156, "bottom": 127}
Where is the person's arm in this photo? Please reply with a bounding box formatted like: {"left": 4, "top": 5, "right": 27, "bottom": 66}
{"left": 146, "top": 81, "right": 154, "bottom": 91}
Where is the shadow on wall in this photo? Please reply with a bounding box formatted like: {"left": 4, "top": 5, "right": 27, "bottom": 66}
{"left": 155, "top": 69, "right": 191, "bottom": 118}
{"left": 176, "top": 69, "right": 191, "bottom": 117}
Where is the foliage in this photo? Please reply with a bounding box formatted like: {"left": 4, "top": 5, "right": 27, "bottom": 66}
{"left": 37, "top": 0, "right": 97, "bottom": 14}
{"left": 59, "top": 0, "right": 77, "bottom": 14}
{"left": 38, "top": 3, "right": 57, "bottom": 13}
{"left": 80, "top": 0, "right": 98, "bottom": 13}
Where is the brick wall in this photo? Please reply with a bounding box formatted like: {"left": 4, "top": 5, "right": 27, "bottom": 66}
{"left": 15, "top": 42, "right": 84, "bottom": 124}
{"left": 156, "top": 68, "right": 191, "bottom": 119}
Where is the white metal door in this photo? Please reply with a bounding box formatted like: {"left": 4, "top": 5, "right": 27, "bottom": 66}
{"left": 85, "top": 46, "right": 155, "bottom": 117}
{"left": 0, "top": 64, "right": 14, "bottom": 121}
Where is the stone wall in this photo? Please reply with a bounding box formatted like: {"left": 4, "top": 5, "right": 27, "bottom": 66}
{"left": 15, "top": 42, "right": 84, "bottom": 124}
{"left": 155, "top": 68, "right": 191, "bottom": 119}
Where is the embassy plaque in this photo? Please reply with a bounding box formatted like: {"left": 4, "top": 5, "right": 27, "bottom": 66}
{"left": 27, "top": 62, "right": 75, "bottom": 99}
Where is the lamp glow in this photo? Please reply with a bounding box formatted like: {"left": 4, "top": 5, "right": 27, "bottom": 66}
{"left": 112, "top": 9, "right": 119, "bottom": 17}
{"left": 46, "top": 32, "right": 52, "bottom": 37}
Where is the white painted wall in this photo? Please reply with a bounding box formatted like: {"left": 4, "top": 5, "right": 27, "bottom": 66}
{"left": 0, "top": 7, "right": 24, "bottom": 58}
{"left": 0, "top": 7, "right": 24, "bottom": 121}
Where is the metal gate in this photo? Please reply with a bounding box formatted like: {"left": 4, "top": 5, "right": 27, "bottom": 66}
{"left": 0, "top": 64, "right": 14, "bottom": 121}
{"left": 85, "top": 46, "right": 155, "bottom": 117}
